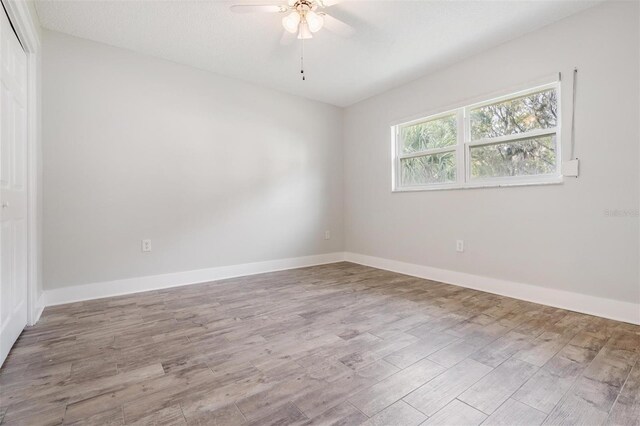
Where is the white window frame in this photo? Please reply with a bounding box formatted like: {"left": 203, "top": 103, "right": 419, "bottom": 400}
{"left": 392, "top": 81, "right": 562, "bottom": 192}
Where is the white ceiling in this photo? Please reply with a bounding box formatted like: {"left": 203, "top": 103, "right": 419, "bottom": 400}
{"left": 34, "top": 0, "right": 603, "bottom": 106}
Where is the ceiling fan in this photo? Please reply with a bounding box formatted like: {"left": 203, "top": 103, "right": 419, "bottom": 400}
{"left": 230, "top": 0, "right": 354, "bottom": 41}
{"left": 230, "top": 0, "right": 354, "bottom": 80}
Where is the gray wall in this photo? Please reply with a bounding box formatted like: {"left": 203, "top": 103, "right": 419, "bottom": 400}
{"left": 343, "top": 1, "right": 639, "bottom": 303}
{"left": 43, "top": 1, "right": 639, "bottom": 307}
{"left": 43, "top": 31, "right": 344, "bottom": 289}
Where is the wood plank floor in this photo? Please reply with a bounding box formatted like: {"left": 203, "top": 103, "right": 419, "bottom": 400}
{"left": 1, "top": 262, "right": 638, "bottom": 425}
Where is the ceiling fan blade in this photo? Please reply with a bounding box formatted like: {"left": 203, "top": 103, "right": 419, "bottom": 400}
{"left": 317, "top": 0, "right": 342, "bottom": 7}
{"left": 230, "top": 4, "right": 286, "bottom": 13}
{"left": 321, "top": 13, "right": 355, "bottom": 38}
{"left": 280, "top": 30, "right": 296, "bottom": 46}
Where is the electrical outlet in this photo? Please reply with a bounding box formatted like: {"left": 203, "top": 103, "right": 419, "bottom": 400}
{"left": 141, "top": 239, "right": 152, "bottom": 252}
{"left": 456, "top": 240, "right": 464, "bottom": 252}
{"left": 324, "top": 230, "right": 331, "bottom": 240}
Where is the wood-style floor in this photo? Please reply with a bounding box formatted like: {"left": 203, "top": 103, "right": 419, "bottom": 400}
{"left": 0, "top": 262, "right": 638, "bottom": 426}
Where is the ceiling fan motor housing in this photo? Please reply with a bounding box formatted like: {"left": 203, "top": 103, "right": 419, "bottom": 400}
{"left": 289, "top": 0, "right": 317, "bottom": 11}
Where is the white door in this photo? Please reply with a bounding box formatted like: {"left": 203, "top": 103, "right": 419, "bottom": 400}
{"left": 0, "top": 8, "right": 28, "bottom": 367}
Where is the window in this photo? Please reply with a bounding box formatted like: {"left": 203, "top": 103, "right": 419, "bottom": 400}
{"left": 398, "top": 113, "right": 458, "bottom": 185}
{"left": 392, "top": 82, "right": 561, "bottom": 191}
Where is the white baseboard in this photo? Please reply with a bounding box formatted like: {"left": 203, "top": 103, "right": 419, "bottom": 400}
{"left": 43, "top": 250, "right": 639, "bottom": 326}
{"left": 45, "top": 252, "right": 345, "bottom": 306}
{"left": 344, "top": 252, "right": 640, "bottom": 325}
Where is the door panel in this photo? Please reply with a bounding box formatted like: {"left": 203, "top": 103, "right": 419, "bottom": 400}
{"left": 0, "top": 6, "right": 28, "bottom": 367}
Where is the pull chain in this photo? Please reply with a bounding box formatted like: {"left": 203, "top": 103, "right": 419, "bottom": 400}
{"left": 300, "top": 38, "right": 305, "bottom": 81}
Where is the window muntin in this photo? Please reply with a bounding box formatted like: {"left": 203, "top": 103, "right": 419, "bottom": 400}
{"left": 393, "top": 83, "right": 560, "bottom": 191}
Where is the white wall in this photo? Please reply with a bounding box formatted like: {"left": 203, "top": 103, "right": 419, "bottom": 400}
{"left": 343, "top": 1, "right": 639, "bottom": 304}
{"left": 43, "top": 30, "right": 343, "bottom": 290}
{"left": 42, "top": 1, "right": 639, "bottom": 317}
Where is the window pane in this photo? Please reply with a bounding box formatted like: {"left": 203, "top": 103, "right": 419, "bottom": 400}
{"left": 401, "top": 114, "right": 457, "bottom": 154}
{"left": 470, "top": 89, "right": 557, "bottom": 140}
{"left": 470, "top": 135, "right": 556, "bottom": 179}
{"left": 400, "top": 151, "right": 456, "bottom": 186}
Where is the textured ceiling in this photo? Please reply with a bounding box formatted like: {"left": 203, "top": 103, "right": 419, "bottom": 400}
{"left": 35, "top": 0, "right": 603, "bottom": 106}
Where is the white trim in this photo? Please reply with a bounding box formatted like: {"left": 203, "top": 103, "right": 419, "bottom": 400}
{"left": 456, "top": 108, "right": 465, "bottom": 186}
{"left": 42, "top": 252, "right": 639, "bottom": 326}
{"left": 344, "top": 252, "right": 640, "bottom": 325}
{"left": 2, "top": 0, "right": 41, "bottom": 326}
{"left": 399, "top": 145, "right": 456, "bottom": 160}
{"left": 1, "top": 1, "right": 40, "bottom": 51}
{"left": 390, "top": 127, "right": 399, "bottom": 191}
{"left": 44, "top": 252, "right": 346, "bottom": 306}
{"left": 392, "top": 176, "right": 563, "bottom": 193}
{"left": 466, "top": 128, "right": 557, "bottom": 147}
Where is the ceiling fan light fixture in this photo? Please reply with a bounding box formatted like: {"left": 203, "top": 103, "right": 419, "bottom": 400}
{"left": 305, "top": 10, "right": 324, "bottom": 32}
{"left": 297, "top": 21, "right": 313, "bottom": 39}
{"left": 282, "top": 12, "right": 301, "bottom": 33}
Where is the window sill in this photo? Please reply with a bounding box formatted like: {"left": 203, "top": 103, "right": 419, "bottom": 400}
{"left": 392, "top": 176, "right": 564, "bottom": 193}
